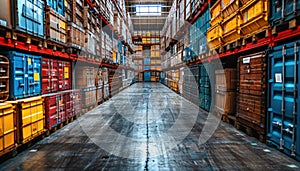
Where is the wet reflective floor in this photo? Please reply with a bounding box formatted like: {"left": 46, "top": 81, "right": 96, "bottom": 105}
{"left": 1, "top": 83, "right": 300, "bottom": 170}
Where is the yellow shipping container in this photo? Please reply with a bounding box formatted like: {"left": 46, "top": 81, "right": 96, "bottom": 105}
{"left": 207, "top": 24, "right": 223, "bottom": 49}
{"left": 240, "top": 0, "right": 268, "bottom": 38}
{"left": 0, "top": 103, "right": 16, "bottom": 157}
{"left": 222, "top": 12, "right": 242, "bottom": 44}
{"left": 9, "top": 96, "right": 45, "bottom": 144}
{"left": 210, "top": 0, "right": 222, "bottom": 26}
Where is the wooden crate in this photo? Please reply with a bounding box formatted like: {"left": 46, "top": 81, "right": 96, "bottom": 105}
{"left": 215, "top": 91, "right": 236, "bottom": 115}
{"left": 215, "top": 69, "right": 237, "bottom": 91}
{"left": 45, "top": 7, "right": 67, "bottom": 44}
{"left": 67, "top": 22, "right": 85, "bottom": 50}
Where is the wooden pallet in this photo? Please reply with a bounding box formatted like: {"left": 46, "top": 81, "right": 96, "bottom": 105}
{"left": 271, "top": 17, "right": 300, "bottom": 34}
{"left": 12, "top": 31, "right": 44, "bottom": 47}
{"left": 223, "top": 39, "right": 242, "bottom": 51}
{"left": 242, "top": 29, "right": 268, "bottom": 46}
{"left": 235, "top": 118, "right": 265, "bottom": 142}
{"left": 44, "top": 40, "right": 66, "bottom": 52}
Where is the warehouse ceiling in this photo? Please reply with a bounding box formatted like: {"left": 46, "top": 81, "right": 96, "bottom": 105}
{"left": 125, "top": 0, "right": 173, "bottom": 32}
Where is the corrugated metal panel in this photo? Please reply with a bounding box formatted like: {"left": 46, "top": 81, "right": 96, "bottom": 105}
{"left": 268, "top": 41, "right": 300, "bottom": 160}
{"left": 269, "top": 0, "right": 300, "bottom": 26}
{"left": 4, "top": 51, "right": 42, "bottom": 100}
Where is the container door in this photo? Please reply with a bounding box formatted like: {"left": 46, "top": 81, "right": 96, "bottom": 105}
{"left": 42, "top": 58, "right": 58, "bottom": 94}
{"left": 285, "top": 0, "right": 300, "bottom": 20}
{"left": 268, "top": 41, "right": 300, "bottom": 160}
{"left": 10, "top": 52, "right": 41, "bottom": 99}
{"left": 58, "top": 60, "right": 71, "bottom": 91}
{"left": 17, "top": 0, "right": 44, "bottom": 37}
{"left": 144, "top": 72, "right": 151, "bottom": 82}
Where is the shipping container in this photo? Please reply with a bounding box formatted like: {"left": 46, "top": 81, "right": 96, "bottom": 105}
{"left": 42, "top": 58, "right": 71, "bottom": 94}
{"left": 267, "top": 40, "right": 300, "bottom": 160}
{"left": 0, "top": 103, "right": 16, "bottom": 157}
{"left": 3, "top": 51, "right": 42, "bottom": 100}
{"left": 237, "top": 52, "right": 267, "bottom": 141}
{"left": 46, "top": 0, "right": 64, "bottom": 16}
{"left": 269, "top": 0, "right": 300, "bottom": 26}
{"left": 144, "top": 72, "right": 151, "bottom": 82}
{"left": 44, "top": 92, "right": 66, "bottom": 130}
{"left": 64, "top": 91, "right": 75, "bottom": 121}
{"left": 9, "top": 96, "right": 45, "bottom": 144}
{"left": 199, "top": 63, "right": 215, "bottom": 112}
{"left": 1, "top": 0, "right": 45, "bottom": 38}
{"left": 0, "top": 55, "right": 9, "bottom": 102}
{"left": 45, "top": 7, "right": 67, "bottom": 44}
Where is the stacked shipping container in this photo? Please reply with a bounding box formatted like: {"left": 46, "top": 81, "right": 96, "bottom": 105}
{"left": 161, "top": 0, "right": 300, "bottom": 161}
{"left": 0, "top": 0, "right": 134, "bottom": 160}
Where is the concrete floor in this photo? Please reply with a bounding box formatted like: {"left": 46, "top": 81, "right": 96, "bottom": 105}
{"left": 1, "top": 82, "right": 300, "bottom": 170}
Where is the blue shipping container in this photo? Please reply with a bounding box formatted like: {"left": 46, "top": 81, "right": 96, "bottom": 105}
{"left": 144, "top": 58, "right": 151, "bottom": 64}
{"left": 15, "top": 0, "right": 45, "bottom": 38}
{"left": 47, "top": 0, "right": 64, "bottom": 16}
{"left": 199, "top": 63, "right": 214, "bottom": 111}
{"left": 267, "top": 40, "right": 300, "bottom": 161}
{"left": 3, "top": 51, "right": 42, "bottom": 99}
{"left": 270, "top": 0, "right": 300, "bottom": 26}
{"left": 144, "top": 72, "right": 151, "bottom": 82}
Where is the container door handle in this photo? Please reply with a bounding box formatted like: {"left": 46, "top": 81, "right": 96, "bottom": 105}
{"left": 19, "top": 81, "right": 25, "bottom": 87}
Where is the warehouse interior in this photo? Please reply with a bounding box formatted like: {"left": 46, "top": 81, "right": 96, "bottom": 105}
{"left": 0, "top": 0, "right": 300, "bottom": 170}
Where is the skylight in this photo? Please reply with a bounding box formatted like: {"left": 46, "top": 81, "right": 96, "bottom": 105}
{"left": 135, "top": 4, "right": 162, "bottom": 16}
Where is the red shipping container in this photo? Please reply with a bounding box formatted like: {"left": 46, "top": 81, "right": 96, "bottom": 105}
{"left": 64, "top": 91, "right": 75, "bottom": 120}
{"left": 42, "top": 58, "right": 71, "bottom": 94}
{"left": 44, "top": 92, "right": 67, "bottom": 130}
{"left": 42, "top": 58, "right": 59, "bottom": 94}
{"left": 58, "top": 61, "right": 71, "bottom": 91}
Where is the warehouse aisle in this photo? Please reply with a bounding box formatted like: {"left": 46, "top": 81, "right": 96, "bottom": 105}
{"left": 0, "top": 83, "right": 299, "bottom": 170}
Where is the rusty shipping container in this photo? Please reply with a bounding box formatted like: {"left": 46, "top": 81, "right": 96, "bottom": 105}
{"left": 237, "top": 52, "right": 267, "bottom": 141}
